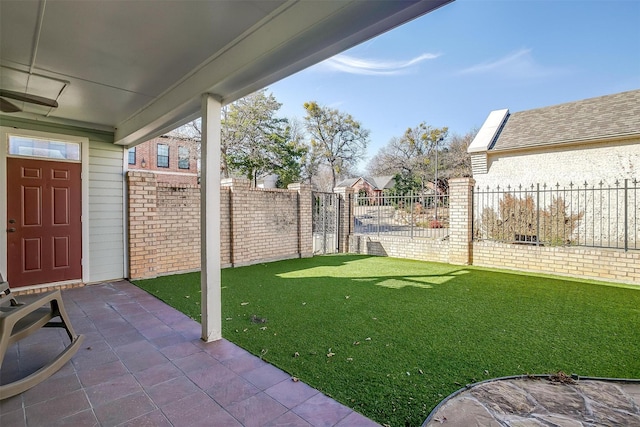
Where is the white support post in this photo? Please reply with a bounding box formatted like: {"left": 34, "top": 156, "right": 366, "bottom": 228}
{"left": 200, "top": 94, "right": 222, "bottom": 342}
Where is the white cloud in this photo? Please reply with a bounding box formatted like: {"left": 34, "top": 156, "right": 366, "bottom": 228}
{"left": 458, "top": 48, "right": 567, "bottom": 78}
{"left": 319, "top": 52, "right": 441, "bottom": 76}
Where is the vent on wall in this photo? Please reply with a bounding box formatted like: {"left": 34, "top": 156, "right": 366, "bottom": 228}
{"left": 470, "top": 153, "right": 488, "bottom": 175}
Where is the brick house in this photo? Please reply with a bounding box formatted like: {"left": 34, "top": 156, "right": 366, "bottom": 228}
{"left": 337, "top": 176, "right": 395, "bottom": 197}
{"left": 128, "top": 135, "right": 200, "bottom": 185}
{"left": 468, "top": 89, "right": 640, "bottom": 189}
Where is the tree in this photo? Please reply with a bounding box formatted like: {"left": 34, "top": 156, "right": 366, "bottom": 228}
{"left": 367, "top": 122, "right": 448, "bottom": 193}
{"left": 303, "top": 101, "right": 370, "bottom": 190}
{"left": 439, "top": 129, "right": 475, "bottom": 181}
{"left": 170, "top": 90, "right": 305, "bottom": 187}
{"left": 223, "top": 90, "right": 296, "bottom": 185}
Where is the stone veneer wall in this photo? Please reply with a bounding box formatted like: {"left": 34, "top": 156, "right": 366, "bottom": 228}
{"left": 127, "top": 172, "right": 312, "bottom": 279}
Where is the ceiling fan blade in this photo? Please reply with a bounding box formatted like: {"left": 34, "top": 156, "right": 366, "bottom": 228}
{"left": 0, "top": 97, "right": 22, "bottom": 113}
{"left": 0, "top": 89, "right": 58, "bottom": 108}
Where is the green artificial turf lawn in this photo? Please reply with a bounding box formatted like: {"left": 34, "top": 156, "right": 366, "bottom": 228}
{"left": 133, "top": 255, "right": 640, "bottom": 426}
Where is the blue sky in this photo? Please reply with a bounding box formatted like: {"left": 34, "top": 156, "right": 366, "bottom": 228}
{"left": 269, "top": 0, "right": 640, "bottom": 171}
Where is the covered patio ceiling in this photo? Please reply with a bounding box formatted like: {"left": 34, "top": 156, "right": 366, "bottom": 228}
{"left": 0, "top": 0, "right": 453, "bottom": 147}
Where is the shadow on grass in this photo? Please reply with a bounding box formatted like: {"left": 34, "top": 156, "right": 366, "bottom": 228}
{"left": 134, "top": 254, "right": 640, "bottom": 427}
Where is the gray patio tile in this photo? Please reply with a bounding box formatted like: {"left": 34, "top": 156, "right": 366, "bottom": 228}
{"left": 206, "top": 374, "right": 261, "bottom": 407}
{"left": 160, "top": 341, "right": 202, "bottom": 360}
{"left": 199, "top": 338, "right": 247, "bottom": 361}
{"left": 77, "top": 360, "right": 129, "bottom": 387}
{"left": 292, "top": 393, "right": 353, "bottom": 427}
{"left": 145, "top": 376, "right": 200, "bottom": 406}
{"left": 72, "top": 347, "right": 120, "bottom": 371}
{"left": 134, "top": 361, "right": 184, "bottom": 388}
{"left": 223, "top": 351, "right": 269, "bottom": 374}
{"left": 185, "top": 361, "right": 237, "bottom": 390}
{"left": 227, "top": 392, "right": 289, "bottom": 427}
{"left": 169, "top": 400, "right": 241, "bottom": 427}
{"left": 266, "top": 378, "right": 320, "bottom": 409}
{"left": 85, "top": 373, "right": 144, "bottom": 407}
{"left": 138, "top": 324, "right": 175, "bottom": 340}
{"left": 120, "top": 348, "right": 169, "bottom": 372}
{"left": 172, "top": 350, "right": 218, "bottom": 373}
{"left": 93, "top": 391, "right": 156, "bottom": 426}
{"left": 113, "top": 339, "right": 157, "bottom": 357}
{"left": 150, "top": 331, "right": 189, "bottom": 348}
{"left": 103, "top": 329, "right": 147, "bottom": 348}
{"left": 119, "top": 409, "right": 172, "bottom": 427}
{"left": 0, "top": 391, "right": 23, "bottom": 414}
{"left": 22, "top": 372, "right": 82, "bottom": 406}
{"left": 263, "top": 410, "right": 313, "bottom": 427}
{"left": 160, "top": 390, "right": 218, "bottom": 422}
{"left": 2, "top": 282, "right": 380, "bottom": 427}
{"left": 24, "top": 389, "right": 91, "bottom": 426}
{"left": 242, "top": 363, "right": 292, "bottom": 390}
{"left": 335, "top": 411, "right": 382, "bottom": 426}
{"left": 51, "top": 408, "right": 99, "bottom": 427}
{"left": 0, "top": 408, "right": 26, "bottom": 427}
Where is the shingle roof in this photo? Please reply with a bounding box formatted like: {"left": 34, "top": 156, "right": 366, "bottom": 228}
{"left": 336, "top": 176, "right": 396, "bottom": 190}
{"left": 491, "top": 89, "right": 640, "bottom": 151}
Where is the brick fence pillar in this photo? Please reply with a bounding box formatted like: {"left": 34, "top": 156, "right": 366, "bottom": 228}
{"left": 221, "top": 178, "right": 250, "bottom": 267}
{"left": 288, "top": 183, "right": 313, "bottom": 258}
{"left": 127, "top": 171, "right": 158, "bottom": 279}
{"left": 448, "top": 177, "right": 475, "bottom": 265}
{"left": 333, "top": 186, "right": 354, "bottom": 253}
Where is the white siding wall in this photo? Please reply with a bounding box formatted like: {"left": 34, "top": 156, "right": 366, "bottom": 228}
{"left": 1, "top": 117, "right": 125, "bottom": 284}
{"left": 88, "top": 141, "right": 125, "bottom": 282}
{"left": 473, "top": 138, "right": 640, "bottom": 190}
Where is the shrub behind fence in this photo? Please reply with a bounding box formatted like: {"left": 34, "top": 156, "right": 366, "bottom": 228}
{"left": 473, "top": 179, "right": 639, "bottom": 251}
{"left": 353, "top": 191, "right": 449, "bottom": 239}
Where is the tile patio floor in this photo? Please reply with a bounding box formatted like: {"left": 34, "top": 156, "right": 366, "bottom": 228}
{"left": 0, "top": 281, "right": 380, "bottom": 426}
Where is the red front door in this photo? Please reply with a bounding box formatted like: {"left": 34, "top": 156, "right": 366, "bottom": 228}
{"left": 7, "top": 158, "right": 82, "bottom": 288}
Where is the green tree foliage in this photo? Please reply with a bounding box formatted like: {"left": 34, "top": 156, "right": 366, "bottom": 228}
{"left": 303, "top": 101, "right": 370, "bottom": 190}
{"left": 392, "top": 172, "right": 421, "bottom": 195}
{"left": 367, "top": 122, "right": 448, "bottom": 193}
{"left": 440, "top": 129, "right": 475, "bottom": 182}
{"left": 220, "top": 89, "right": 306, "bottom": 186}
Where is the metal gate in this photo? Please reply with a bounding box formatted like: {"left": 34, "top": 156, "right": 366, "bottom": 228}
{"left": 312, "top": 192, "right": 339, "bottom": 254}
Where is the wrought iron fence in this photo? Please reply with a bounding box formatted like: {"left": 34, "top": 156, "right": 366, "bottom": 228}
{"left": 473, "top": 179, "right": 639, "bottom": 251}
{"left": 353, "top": 191, "right": 449, "bottom": 239}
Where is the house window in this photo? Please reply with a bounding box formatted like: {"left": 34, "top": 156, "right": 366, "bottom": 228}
{"left": 128, "top": 147, "right": 136, "bottom": 165}
{"left": 178, "top": 146, "right": 189, "bottom": 169}
{"left": 157, "top": 144, "right": 169, "bottom": 168}
{"left": 8, "top": 135, "right": 80, "bottom": 161}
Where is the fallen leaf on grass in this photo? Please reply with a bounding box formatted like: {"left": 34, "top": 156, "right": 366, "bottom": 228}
{"left": 365, "top": 337, "right": 371, "bottom": 341}
{"left": 240, "top": 302, "right": 249, "bottom": 306}
{"left": 259, "top": 326, "right": 267, "bottom": 330}
{"left": 294, "top": 352, "right": 300, "bottom": 358}
{"left": 346, "top": 357, "right": 353, "bottom": 362}
{"left": 292, "top": 377, "right": 299, "bottom": 382}
{"left": 353, "top": 341, "right": 360, "bottom": 345}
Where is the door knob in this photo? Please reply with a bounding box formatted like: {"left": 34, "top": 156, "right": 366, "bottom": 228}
{"left": 6, "top": 228, "right": 15, "bottom": 232}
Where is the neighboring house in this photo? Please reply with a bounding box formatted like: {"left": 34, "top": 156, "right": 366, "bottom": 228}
{"left": 128, "top": 135, "right": 200, "bottom": 185}
{"left": 337, "top": 176, "right": 396, "bottom": 197}
{"left": 468, "top": 89, "right": 640, "bottom": 190}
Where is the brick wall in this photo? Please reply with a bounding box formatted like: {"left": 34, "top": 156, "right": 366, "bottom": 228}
{"left": 128, "top": 136, "right": 199, "bottom": 185}
{"left": 473, "top": 241, "right": 640, "bottom": 285}
{"left": 127, "top": 173, "right": 312, "bottom": 279}
{"left": 349, "top": 235, "right": 449, "bottom": 263}
{"left": 345, "top": 177, "right": 639, "bottom": 286}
